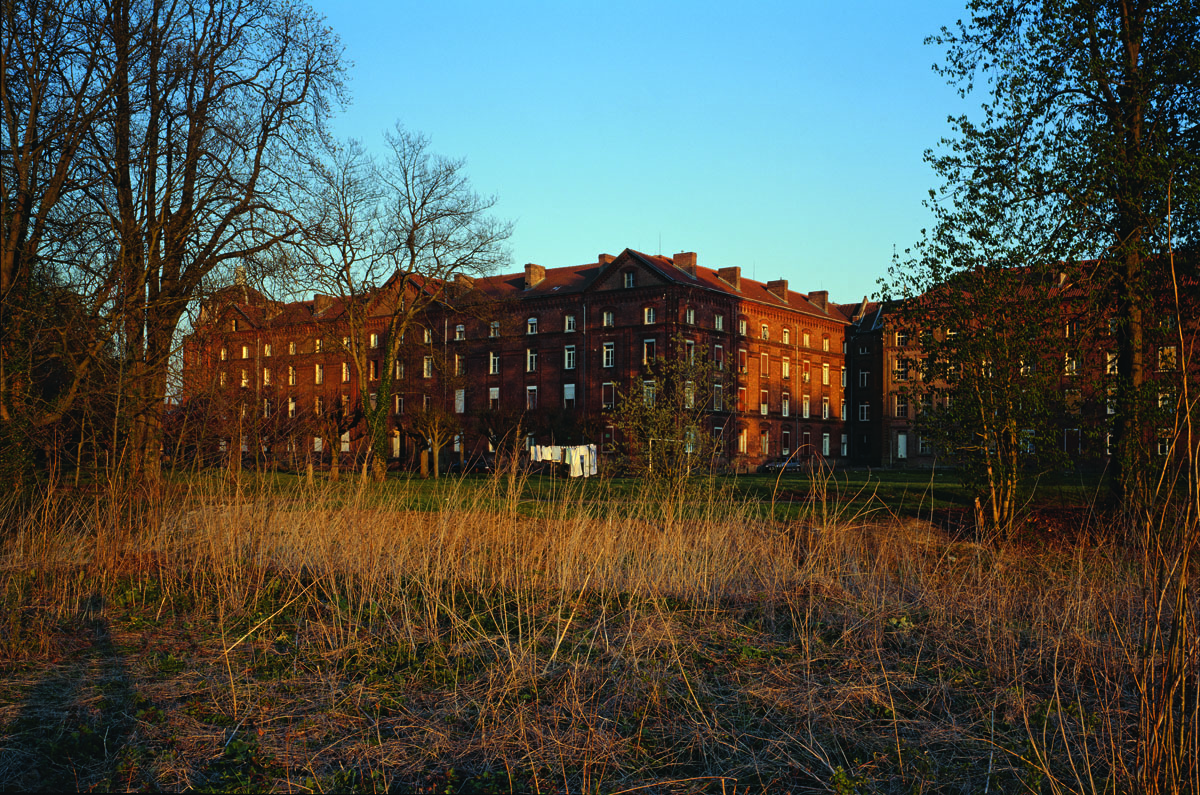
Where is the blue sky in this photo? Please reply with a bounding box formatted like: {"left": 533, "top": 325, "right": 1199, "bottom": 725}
{"left": 313, "top": 0, "right": 972, "bottom": 305}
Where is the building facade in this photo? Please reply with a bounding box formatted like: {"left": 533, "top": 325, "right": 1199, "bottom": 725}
{"left": 181, "top": 249, "right": 854, "bottom": 471}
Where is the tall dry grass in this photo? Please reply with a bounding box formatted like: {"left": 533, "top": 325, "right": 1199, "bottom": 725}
{"left": 0, "top": 469, "right": 1193, "bottom": 792}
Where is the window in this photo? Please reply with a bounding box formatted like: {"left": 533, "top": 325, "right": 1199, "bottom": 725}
{"left": 454, "top": 324, "right": 465, "bottom": 341}
{"left": 314, "top": 395, "right": 324, "bottom": 414}
{"left": 526, "top": 348, "right": 538, "bottom": 372}
{"left": 342, "top": 336, "right": 350, "bottom": 348}
{"left": 822, "top": 363, "right": 830, "bottom": 385}
{"left": 761, "top": 324, "right": 769, "bottom": 340}
{"left": 760, "top": 353, "right": 769, "bottom": 377}
{"left": 422, "top": 328, "right": 432, "bottom": 344}
{"left": 314, "top": 364, "right": 324, "bottom": 385}
{"left": 782, "top": 430, "right": 791, "bottom": 455}
{"left": 714, "top": 314, "right": 724, "bottom": 331}
{"left": 714, "top": 345, "right": 724, "bottom": 371}
{"left": 643, "top": 380, "right": 656, "bottom": 405}
{"left": 822, "top": 337, "right": 829, "bottom": 352}
{"left": 713, "top": 384, "right": 724, "bottom": 411}
{"left": 782, "top": 393, "right": 790, "bottom": 417}
{"left": 782, "top": 358, "right": 791, "bottom": 380}
{"left": 239, "top": 344, "right": 248, "bottom": 359}
{"left": 602, "top": 382, "right": 617, "bottom": 409}
{"left": 314, "top": 338, "right": 322, "bottom": 353}
{"left": 803, "top": 332, "right": 810, "bottom": 348}
{"left": 564, "top": 314, "right": 576, "bottom": 332}
{"left": 603, "top": 342, "right": 615, "bottom": 368}
{"left": 455, "top": 389, "right": 465, "bottom": 414}
{"left": 840, "top": 400, "right": 846, "bottom": 419}
{"left": 893, "top": 359, "right": 908, "bottom": 382}
{"left": 803, "top": 363, "right": 811, "bottom": 384}
{"left": 783, "top": 328, "right": 790, "bottom": 344}
{"left": 803, "top": 395, "right": 810, "bottom": 418}
{"left": 1106, "top": 351, "right": 1118, "bottom": 375}
{"left": 859, "top": 403, "right": 869, "bottom": 421}
{"left": 738, "top": 387, "right": 747, "bottom": 412}
{"left": 644, "top": 307, "right": 656, "bottom": 324}
{"left": 526, "top": 317, "right": 538, "bottom": 335}
{"left": 489, "top": 387, "right": 500, "bottom": 410}
{"left": 841, "top": 434, "right": 849, "bottom": 456}
{"left": 288, "top": 341, "right": 296, "bottom": 355}
{"left": 760, "top": 390, "right": 769, "bottom": 415}
{"left": 643, "top": 339, "right": 657, "bottom": 364}
{"left": 822, "top": 433, "right": 830, "bottom": 456}
{"left": 685, "top": 307, "right": 695, "bottom": 325}
{"left": 423, "top": 356, "right": 433, "bottom": 378}
{"left": 1159, "top": 346, "right": 1178, "bottom": 371}
{"left": 896, "top": 330, "right": 908, "bottom": 346}
{"left": 623, "top": 271, "right": 635, "bottom": 288}
{"left": 369, "top": 360, "right": 378, "bottom": 380}
{"left": 342, "top": 362, "right": 350, "bottom": 382}
{"left": 288, "top": 366, "right": 296, "bottom": 386}
{"left": 288, "top": 396, "right": 296, "bottom": 418}
{"left": 364, "top": 333, "right": 376, "bottom": 349}
{"left": 822, "top": 396, "right": 830, "bottom": 419}
{"left": 760, "top": 430, "right": 770, "bottom": 456}
{"left": 602, "top": 310, "right": 615, "bottom": 327}
{"left": 920, "top": 437, "right": 933, "bottom": 455}
{"left": 896, "top": 395, "right": 908, "bottom": 418}
{"left": 738, "top": 349, "right": 748, "bottom": 374}
{"left": 840, "top": 368, "right": 846, "bottom": 388}
{"left": 1158, "top": 429, "right": 1172, "bottom": 456}
{"left": 264, "top": 343, "right": 272, "bottom": 357}
{"left": 859, "top": 370, "right": 869, "bottom": 388}
{"left": 219, "top": 372, "right": 226, "bottom": 387}
{"left": 490, "top": 321, "right": 501, "bottom": 338}
{"left": 369, "top": 392, "right": 377, "bottom": 409}
{"left": 526, "top": 386, "right": 538, "bottom": 409}
{"left": 684, "top": 381, "right": 695, "bottom": 409}
{"left": 1064, "top": 353, "right": 1078, "bottom": 376}
{"left": 489, "top": 351, "right": 500, "bottom": 375}
{"left": 686, "top": 339, "right": 695, "bottom": 362}
{"left": 738, "top": 429, "right": 747, "bottom": 454}
{"left": 738, "top": 319, "right": 747, "bottom": 336}
{"left": 454, "top": 354, "right": 464, "bottom": 376}
{"left": 263, "top": 367, "right": 271, "bottom": 386}
{"left": 394, "top": 359, "right": 404, "bottom": 379}
{"left": 564, "top": 345, "right": 576, "bottom": 370}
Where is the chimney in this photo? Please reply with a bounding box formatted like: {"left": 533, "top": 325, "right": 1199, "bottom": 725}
{"left": 766, "top": 279, "right": 788, "bottom": 301}
{"left": 313, "top": 293, "right": 332, "bottom": 315}
{"left": 717, "top": 266, "right": 741, "bottom": 291}
{"left": 524, "top": 263, "right": 545, "bottom": 289}
{"left": 808, "top": 290, "right": 828, "bottom": 310}
{"left": 674, "top": 251, "right": 697, "bottom": 276}
{"left": 598, "top": 253, "right": 615, "bottom": 265}
{"left": 454, "top": 272, "right": 475, "bottom": 289}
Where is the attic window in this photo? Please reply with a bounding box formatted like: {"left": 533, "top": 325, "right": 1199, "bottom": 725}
{"left": 623, "top": 272, "right": 635, "bottom": 289}
{"left": 231, "top": 319, "right": 238, "bottom": 332}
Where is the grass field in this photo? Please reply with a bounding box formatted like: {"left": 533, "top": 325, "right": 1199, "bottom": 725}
{"left": 0, "top": 468, "right": 1193, "bottom": 793}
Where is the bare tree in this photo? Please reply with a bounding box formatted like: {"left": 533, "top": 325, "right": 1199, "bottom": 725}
{"left": 299, "top": 125, "right": 511, "bottom": 480}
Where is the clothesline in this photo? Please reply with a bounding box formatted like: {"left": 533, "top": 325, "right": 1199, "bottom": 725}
{"left": 529, "top": 444, "right": 599, "bottom": 477}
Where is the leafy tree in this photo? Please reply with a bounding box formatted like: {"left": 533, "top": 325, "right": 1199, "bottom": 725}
{"left": 922, "top": 0, "right": 1200, "bottom": 501}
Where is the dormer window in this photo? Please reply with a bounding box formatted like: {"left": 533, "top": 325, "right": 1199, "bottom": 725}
{"left": 526, "top": 317, "right": 538, "bottom": 334}
{"left": 623, "top": 272, "right": 635, "bottom": 288}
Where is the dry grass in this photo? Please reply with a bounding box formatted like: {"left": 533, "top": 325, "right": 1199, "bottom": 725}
{"left": 0, "top": 472, "right": 1192, "bottom": 793}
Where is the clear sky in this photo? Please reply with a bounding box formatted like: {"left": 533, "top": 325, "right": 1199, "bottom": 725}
{"left": 312, "top": 0, "right": 972, "bottom": 305}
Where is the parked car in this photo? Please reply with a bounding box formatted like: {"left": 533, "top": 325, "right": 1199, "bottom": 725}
{"left": 762, "top": 458, "right": 805, "bottom": 473}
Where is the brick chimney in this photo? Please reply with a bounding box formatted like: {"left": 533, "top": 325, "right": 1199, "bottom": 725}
{"left": 674, "top": 251, "right": 697, "bottom": 276}
{"left": 524, "top": 263, "right": 545, "bottom": 289}
{"left": 766, "top": 279, "right": 788, "bottom": 301}
{"left": 598, "top": 253, "right": 615, "bottom": 265}
{"left": 808, "top": 290, "right": 828, "bottom": 310}
{"left": 717, "top": 266, "right": 741, "bottom": 290}
{"left": 313, "top": 293, "right": 332, "bottom": 315}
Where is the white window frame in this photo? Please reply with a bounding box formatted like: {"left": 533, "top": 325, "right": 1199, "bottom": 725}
{"left": 564, "top": 345, "right": 576, "bottom": 370}
{"left": 603, "top": 342, "right": 615, "bottom": 368}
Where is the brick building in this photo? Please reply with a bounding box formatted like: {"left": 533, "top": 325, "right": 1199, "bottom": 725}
{"left": 181, "top": 249, "right": 854, "bottom": 471}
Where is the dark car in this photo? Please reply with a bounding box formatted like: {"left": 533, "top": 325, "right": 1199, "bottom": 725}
{"left": 762, "top": 458, "right": 805, "bottom": 473}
